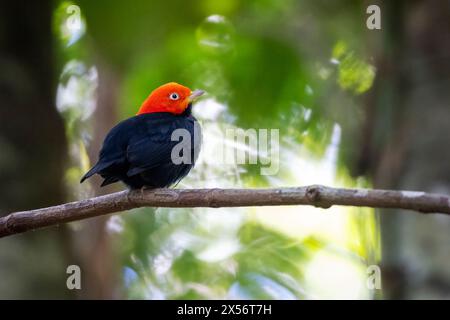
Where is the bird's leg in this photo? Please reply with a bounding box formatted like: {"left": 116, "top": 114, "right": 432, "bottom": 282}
{"left": 140, "top": 185, "right": 150, "bottom": 196}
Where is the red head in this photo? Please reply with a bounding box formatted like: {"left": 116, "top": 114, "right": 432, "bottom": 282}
{"left": 137, "top": 82, "right": 204, "bottom": 115}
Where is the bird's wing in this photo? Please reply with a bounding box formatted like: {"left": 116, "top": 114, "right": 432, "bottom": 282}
{"left": 126, "top": 136, "right": 177, "bottom": 177}
{"left": 80, "top": 118, "right": 134, "bottom": 183}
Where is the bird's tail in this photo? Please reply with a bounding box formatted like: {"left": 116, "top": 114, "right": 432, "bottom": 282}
{"left": 80, "top": 165, "right": 100, "bottom": 183}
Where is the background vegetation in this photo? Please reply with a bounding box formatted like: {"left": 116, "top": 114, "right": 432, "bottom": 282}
{"left": 0, "top": 0, "right": 449, "bottom": 299}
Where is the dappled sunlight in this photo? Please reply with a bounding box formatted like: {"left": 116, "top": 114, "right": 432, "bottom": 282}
{"left": 332, "top": 41, "right": 376, "bottom": 95}
{"left": 193, "top": 97, "right": 227, "bottom": 121}
{"left": 196, "top": 15, "right": 235, "bottom": 54}
{"left": 56, "top": 60, "right": 98, "bottom": 121}
{"left": 54, "top": 1, "right": 86, "bottom": 47}
{"left": 197, "top": 238, "right": 241, "bottom": 262}
{"left": 55, "top": 3, "right": 98, "bottom": 201}
{"left": 304, "top": 250, "right": 370, "bottom": 299}
{"left": 249, "top": 123, "right": 376, "bottom": 299}
{"left": 56, "top": 60, "right": 98, "bottom": 200}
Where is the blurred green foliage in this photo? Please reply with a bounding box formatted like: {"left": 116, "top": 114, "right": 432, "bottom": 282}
{"left": 55, "top": 0, "right": 379, "bottom": 299}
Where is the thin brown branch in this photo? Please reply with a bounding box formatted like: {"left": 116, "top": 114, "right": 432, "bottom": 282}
{"left": 0, "top": 185, "right": 449, "bottom": 238}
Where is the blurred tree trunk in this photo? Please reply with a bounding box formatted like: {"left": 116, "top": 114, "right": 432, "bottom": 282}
{"left": 73, "top": 64, "right": 122, "bottom": 299}
{"left": 0, "top": 0, "right": 72, "bottom": 298}
{"left": 359, "top": 0, "right": 450, "bottom": 299}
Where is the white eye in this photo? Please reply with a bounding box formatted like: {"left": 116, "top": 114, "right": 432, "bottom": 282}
{"left": 169, "top": 92, "right": 180, "bottom": 100}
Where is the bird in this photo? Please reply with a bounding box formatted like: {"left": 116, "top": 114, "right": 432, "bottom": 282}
{"left": 80, "top": 82, "right": 204, "bottom": 189}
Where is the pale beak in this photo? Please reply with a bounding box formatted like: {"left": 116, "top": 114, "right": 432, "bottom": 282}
{"left": 189, "top": 89, "right": 205, "bottom": 102}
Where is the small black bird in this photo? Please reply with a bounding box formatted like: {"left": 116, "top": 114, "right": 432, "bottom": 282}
{"left": 80, "top": 82, "right": 204, "bottom": 189}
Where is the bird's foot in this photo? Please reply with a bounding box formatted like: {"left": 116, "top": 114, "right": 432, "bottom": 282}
{"left": 140, "top": 185, "right": 150, "bottom": 194}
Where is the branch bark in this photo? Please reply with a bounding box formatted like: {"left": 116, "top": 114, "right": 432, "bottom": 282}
{"left": 0, "top": 185, "right": 449, "bottom": 238}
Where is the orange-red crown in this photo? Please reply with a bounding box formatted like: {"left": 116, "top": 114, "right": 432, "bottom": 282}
{"left": 137, "top": 82, "right": 203, "bottom": 115}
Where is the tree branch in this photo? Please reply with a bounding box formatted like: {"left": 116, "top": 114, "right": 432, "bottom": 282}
{"left": 0, "top": 185, "right": 449, "bottom": 238}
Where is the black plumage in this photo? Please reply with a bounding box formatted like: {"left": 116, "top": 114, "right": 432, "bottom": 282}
{"left": 80, "top": 105, "right": 201, "bottom": 189}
